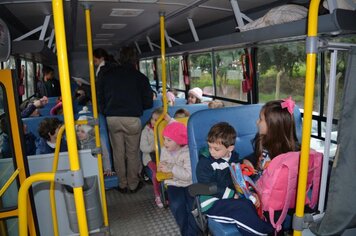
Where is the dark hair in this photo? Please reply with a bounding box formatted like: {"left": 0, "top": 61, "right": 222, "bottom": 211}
{"left": 118, "top": 46, "right": 137, "bottom": 65}
{"left": 256, "top": 100, "right": 300, "bottom": 159}
{"left": 146, "top": 107, "right": 163, "bottom": 126}
{"left": 38, "top": 118, "right": 62, "bottom": 141}
{"left": 93, "top": 48, "right": 109, "bottom": 61}
{"left": 42, "top": 66, "right": 54, "bottom": 75}
{"left": 207, "top": 122, "right": 236, "bottom": 148}
{"left": 174, "top": 109, "right": 190, "bottom": 118}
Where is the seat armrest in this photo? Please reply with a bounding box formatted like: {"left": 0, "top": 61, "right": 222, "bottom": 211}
{"left": 188, "top": 183, "right": 218, "bottom": 197}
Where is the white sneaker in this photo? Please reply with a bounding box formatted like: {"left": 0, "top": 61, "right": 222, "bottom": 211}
{"left": 155, "top": 197, "right": 164, "bottom": 208}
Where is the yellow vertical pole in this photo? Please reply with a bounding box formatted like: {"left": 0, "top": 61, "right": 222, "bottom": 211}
{"left": 52, "top": 1, "right": 89, "bottom": 235}
{"left": 83, "top": 4, "right": 109, "bottom": 226}
{"left": 154, "top": 12, "right": 167, "bottom": 165}
{"left": 293, "top": 0, "right": 320, "bottom": 235}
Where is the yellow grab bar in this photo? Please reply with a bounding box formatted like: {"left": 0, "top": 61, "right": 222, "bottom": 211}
{"left": 52, "top": 0, "right": 88, "bottom": 235}
{"left": 18, "top": 173, "right": 55, "bottom": 236}
{"left": 84, "top": 5, "right": 109, "bottom": 226}
{"left": 293, "top": 0, "right": 320, "bottom": 235}
{"left": 0, "top": 168, "right": 20, "bottom": 197}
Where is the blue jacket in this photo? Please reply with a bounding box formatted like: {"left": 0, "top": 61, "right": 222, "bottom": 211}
{"left": 36, "top": 138, "right": 67, "bottom": 155}
{"left": 196, "top": 151, "right": 241, "bottom": 212}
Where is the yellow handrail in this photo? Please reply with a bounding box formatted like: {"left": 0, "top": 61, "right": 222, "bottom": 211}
{"left": 18, "top": 173, "right": 55, "bottom": 236}
{"left": 293, "top": 0, "right": 320, "bottom": 235}
{"left": 154, "top": 12, "right": 168, "bottom": 177}
{"left": 84, "top": 5, "right": 109, "bottom": 226}
{"left": 52, "top": 0, "right": 88, "bottom": 235}
{"left": 0, "top": 168, "right": 20, "bottom": 197}
{"left": 49, "top": 125, "right": 65, "bottom": 236}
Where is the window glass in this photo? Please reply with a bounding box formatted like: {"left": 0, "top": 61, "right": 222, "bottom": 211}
{"left": 257, "top": 42, "right": 307, "bottom": 110}
{"left": 3, "top": 56, "right": 16, "bottom": 69}
{"left": 157, "top": 58, "right": 169, "bottom": 90}
{"left": 20, "top": 60, "right": 27, "bottom": 99}
{"left": 214, "top": 48, "right": 247, "bottom": 101}
{"left": 26, "top": 61, "right": 34, "bottom": 98}
{"left": 168, "top": 56, "right": 185, "bottom": 96}
{"left": 189, "top": 52, "right": 213, "bottom": 96}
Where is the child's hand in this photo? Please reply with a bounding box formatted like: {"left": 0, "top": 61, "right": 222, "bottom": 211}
{"left": 233, "top": 193, "right": 239, "bottom": 199}
{"left": 250, "top": 192, "right": 260, "bottom": 208}
{"left": 242, "top": 159, "right": 256, "bottom": 174}
{"left": 157, "top": 162, "right": 166, "bottom": 172}
{"left": 164, "top": 114, "right": 172, "bottom": 122}
{"left": 40, "top": 96, "right": 48, "bottom": 105}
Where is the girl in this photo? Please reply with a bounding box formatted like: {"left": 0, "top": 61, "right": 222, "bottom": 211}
{"left": 244, "top": 97, "right": 300, "bottom": 177}
{"left": 187, "top": 87, "right": 203, "bottom": 104}
{"left": 157, "top": 122, "right": 198, "bottom": 236}
{"left": 37, "top": 118, "right": 67, "bottom": 154}
{"left": 165, "top": 91, "right": 175, "bottom": 106}
{"left": 76, "top": 115, "right": 114, "bottom": 176}
{"left": 140, "top": 107, "right": 164, "bottom": 207}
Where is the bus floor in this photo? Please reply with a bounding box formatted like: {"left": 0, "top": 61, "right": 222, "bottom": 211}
{"left": 106, "top": 183, "right": 181, "bottom": 235}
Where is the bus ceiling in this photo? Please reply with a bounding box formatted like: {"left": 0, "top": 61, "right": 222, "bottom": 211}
{"left": 0, "top": 1, "right": 355, "bottom": 61}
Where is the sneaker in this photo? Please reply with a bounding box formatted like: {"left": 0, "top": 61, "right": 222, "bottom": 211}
{"left": 155, "top": 197, "right": 164, "bottom": 208}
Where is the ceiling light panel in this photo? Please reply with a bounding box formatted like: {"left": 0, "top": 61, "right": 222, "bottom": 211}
{"left": 95, "top": 33, "right": 115, "bottom": 38}
{"left": 110, "top": 8, "right": 144, "bottom": 17}
{"left": 101, "top": 23, "right": 127, "bottom": 29}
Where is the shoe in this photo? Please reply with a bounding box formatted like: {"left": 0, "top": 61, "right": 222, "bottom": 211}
{"left": 130, "top": 181, "right": 144, "bottom": 193}
{"left": 116, "top": 186, "right": 128, "bottom": 194}
{"left": 155, "top": 197, "right": 164, "bottom": 208}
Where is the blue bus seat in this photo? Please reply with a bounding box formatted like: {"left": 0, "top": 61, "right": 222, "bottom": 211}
{"left": 174, "top": 98, "right": 186, "bottom": 105}
{"left": 38, "top": 102, "right": 59, "bottom": 116}
{"left": 47, "top": 96, "right": 59, "bottom": 103}
{"left": 168, "top": 104, "right": 208, "bottom": 118}
{"left": 187, "top": 104, "right": 302, "bottom": 235}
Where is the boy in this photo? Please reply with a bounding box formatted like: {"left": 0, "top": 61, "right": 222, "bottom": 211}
{"left": 196, "top": 122, "right": 273, "bottom": 236}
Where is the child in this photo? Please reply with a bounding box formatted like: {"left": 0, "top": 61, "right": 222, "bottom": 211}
{"left": 76, "top": 116, "right": 96, "bottom": 150}
{"left": 37, "top": 118, "right": 67, "bottom": 154}
{"left": 157, "top": 122, "right": 198, "bottom": 236}
{"left": 139, "top": 107, "right": 164, "bottom": 207}
{"left": 243, "top": 97, "right": 300, "bottom": 177}
{"left": 173, "top": 108, "right": 190, "bottom": 118}
{"left": 196, "top": 122, "right": 273, "bottom": 236}
{"left": 76, "top": 115, "right": 114, "bottom": 176}
{"left": 21, "top": 96, "right": 48, "bottom": 118}
{"left": 187, "top": 87, "right": 203, "bottom": 104}
{"left": 165, "top": 91, "right": 175, "bottom": 106}
{"left": 208, "top": 100, "right": 224, "bottom": 109}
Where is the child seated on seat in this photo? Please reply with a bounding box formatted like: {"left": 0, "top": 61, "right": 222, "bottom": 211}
{"left": 37, "top": 118, "right": 67, "bottom": 154}
{"left": 243, "top": 97, "right": 300, "bottom": 179}
{"left": 196, "top": 122, "right": 273, "bottom": 235}
{"left": 163, "top": 91, "right": 175, "bottom": 106}
{"left": 164, "top": 108, "right": 190, "bottom": 124}
{"left": 140, "top": 107, "right": 164, "bottom": 207}
{"left": 76, "top": 115, "right": 114, "bottom": 176}
{"left": 20, "top": 96, "right": 48, "bottom": 118}
{"left": 158, "top": 122, "right": 198, "bottom": 235}
{"left": 187, "top": 87, "right": 203, "bottom": 104}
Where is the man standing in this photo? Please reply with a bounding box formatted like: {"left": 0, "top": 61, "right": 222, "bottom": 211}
{"left": 97, "top": 47, "right": 153, "bottom": 193}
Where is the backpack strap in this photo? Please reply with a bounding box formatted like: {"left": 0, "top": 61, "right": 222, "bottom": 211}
{"left": 268, "top": 163, "right": 295, "bottom": 232}
{"left": 309, "top": 150, "right": 322, "bottom": 208}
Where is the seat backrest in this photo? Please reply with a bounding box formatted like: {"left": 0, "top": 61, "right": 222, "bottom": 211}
{"left": 22, "top": 115, "right": 64, "bottom": 140}
{"left": 175, "top": 98, "right": 187, "bottom": 105}
{"left": 168, "top": 104, "right": 208, "bottom": 118}
{"left": 188, "top": 104, "right": 302, "bottom": 182}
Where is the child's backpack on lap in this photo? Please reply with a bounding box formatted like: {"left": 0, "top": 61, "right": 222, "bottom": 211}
{"left": 256, "top": 150, "right": 322, "bottom": 232}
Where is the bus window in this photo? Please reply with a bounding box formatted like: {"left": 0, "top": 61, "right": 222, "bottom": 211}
{"left": 214, "top": 48, "right": 247, "bottom": 101}
{"left": 257, "top": 41, "right": 307, "bottom": 109}
{"left": 139, "top": 59, "right": 154, "bottom": 83}
{"left": 156, "top": 57, "right": 168, "bottom": 87}
{"left": 168, "top": 55, "right": 185, "bottom": 98}
{"left": 3, "top": 56, "right": 16, "bottom": 69}
{"left": 26, "top": 61, "right": 35, "bottom": 99}
{"left": 189, "top": 52, "right": 213, "bottom": 96}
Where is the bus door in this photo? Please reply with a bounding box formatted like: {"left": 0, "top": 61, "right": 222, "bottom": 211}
{"left": 0, "top": 69, "right": 38, "bottom": 236}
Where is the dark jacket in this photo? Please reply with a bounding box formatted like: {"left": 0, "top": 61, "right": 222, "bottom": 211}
{"left": 44, "top": 79, "right": 61, "bottom": 97}
{"left": 97, "top": 64, "right": 153, "bottom": 117}
{"left": 196, "top": 151, "right": 241, "bottom": 212}
{"left": 36, "top": 138, "right": 67, "bottom": 155}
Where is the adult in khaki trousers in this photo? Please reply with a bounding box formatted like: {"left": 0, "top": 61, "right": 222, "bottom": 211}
{"left": 97, "top": 47, "right": 153, "bottom": 192}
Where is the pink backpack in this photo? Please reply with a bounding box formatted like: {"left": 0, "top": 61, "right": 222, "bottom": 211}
{"left": 256, "top": 150, "right": 322, "bottom": 232}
